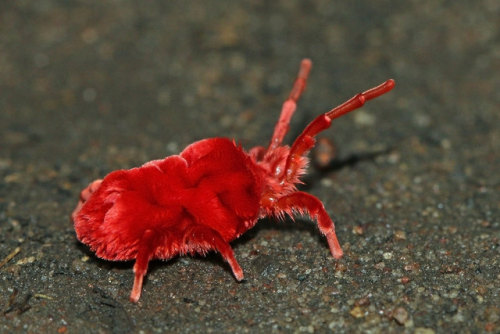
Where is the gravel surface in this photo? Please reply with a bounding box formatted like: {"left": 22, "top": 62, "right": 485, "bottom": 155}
{"left": 1, "top": 1, "right": 499, "bottom": 333}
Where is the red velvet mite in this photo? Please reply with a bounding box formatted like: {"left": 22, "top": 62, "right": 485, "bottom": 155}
{"left": 72, "top": 59, "right": 395, "bottom": 302}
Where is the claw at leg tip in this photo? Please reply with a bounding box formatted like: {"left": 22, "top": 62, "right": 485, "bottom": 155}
{"left": 326, "top": 231, "right": 343, "bottom": 259}
{"left": 234, "top": 269, "right": 244, "bottom": 282}
{"left": 130, "top": 273, "right": 144, "bottom": 303}
{"left": 130, "top": 289, "right": 141, "bottom": 303}
{"left": 332, "top": 249, "right": 344, "bottom": 260}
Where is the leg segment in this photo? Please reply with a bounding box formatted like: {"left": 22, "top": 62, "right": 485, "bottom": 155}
{"left": 186, "top": 225, "right": 244, "bottom": 281}
{"left": 71, "top": 179, "right": 103, "bottom": 221}
{"left": 130, "top": 229, "right": 157, "bottom": 303}
{"left": 283, "top": 79, "right": 395, "bottom": 183}
{"left": 273, "top": 191, "right": 343, "bottom": 259}
{"left": 268, "top": 59, "right": 312, "bottom": 151}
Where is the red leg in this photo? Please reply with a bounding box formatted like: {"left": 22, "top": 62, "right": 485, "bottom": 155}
{"left": 130, "top": 229, "right": 157, "bottom": 303}
{"left": 283, "top": 79, "right": 395, "bottom": 183}
{"left": 131, "top": 225, "right": 243, "bottom": 303}
{"left": 272, "top": 191, "right": 343, "bottom": 259}
{"left": 268, "top": 59, "right": 312, "bottom": 151}
{"left": 71, "top": 179, "right": 102, "bottom": 221}
{"left": 186, "top": 225, "right": 244, "bottom": 281}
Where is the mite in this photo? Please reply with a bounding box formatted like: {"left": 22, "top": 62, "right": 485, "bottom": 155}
{"left": 72, "top": 59, "right": 395, "bottom": 302}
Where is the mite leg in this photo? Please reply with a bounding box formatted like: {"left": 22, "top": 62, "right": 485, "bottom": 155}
{"left": 80, "top": 179, "right": 103, "bottom": 201}
{"left": 268, "top": 59, "right": 312, "bottom": 151}
{"left": 274, "top": 191, "right": 343, "bottom": 259}
{"left": 71, "top": 179, "right": 103, "bottom": 220}
{"left": 186, "top": 225, "right": 244, "bottom": 281}
{"left": 130, "top": 229, "right": 157, "bottom": 303}
{"left": 283, "top": 79, "right": 395, "bottom": 184}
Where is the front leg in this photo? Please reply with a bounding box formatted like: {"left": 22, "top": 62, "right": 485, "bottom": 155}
{"left": 273, "top": 191, "right": 343, "bottom": 259}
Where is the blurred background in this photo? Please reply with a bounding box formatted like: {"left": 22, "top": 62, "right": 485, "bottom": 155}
{"left": 1, "top": 1, "right": 498, "bottom": 333}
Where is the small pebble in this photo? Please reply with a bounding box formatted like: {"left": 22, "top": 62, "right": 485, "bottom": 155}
{"left": 352, "top": 225, "right": 364, "bottom": 235}
{"left": 392, "top": 306, "right": 409, "bottom": 325}
{"left": 16, "top": 256, "right": 36, "bottom": 265}
{"left": 349, "top": 306, "right": 364, "bottom": 318}
{"left": 394, "top": 230, "right": 406, "bottom": 240}
{"left": 355, "top": 296, "right": 370, "bottom": 306}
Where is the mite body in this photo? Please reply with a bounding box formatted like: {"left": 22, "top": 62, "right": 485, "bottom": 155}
{"left": 72, "top": 59, "right": 395, "bottom": 302}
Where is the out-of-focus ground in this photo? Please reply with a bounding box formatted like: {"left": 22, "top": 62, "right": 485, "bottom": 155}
{"left": 1, "top": 1, "right": 499, "bottom": 333}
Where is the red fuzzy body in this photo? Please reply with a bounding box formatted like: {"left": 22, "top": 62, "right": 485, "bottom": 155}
{"left": 72, "top": 59, "right": 395, "bottom": 302}
{"left": 74, "top": 138, "right": 265, "bottom": 261}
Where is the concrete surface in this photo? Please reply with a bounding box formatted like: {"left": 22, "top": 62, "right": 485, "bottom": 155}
{"left": 1, "top": 1, "right": 499, "bottom": 333}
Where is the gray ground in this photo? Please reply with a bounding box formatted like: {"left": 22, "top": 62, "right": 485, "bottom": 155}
{"left": 1, "top": 1, "right": 499, "bottom": 333}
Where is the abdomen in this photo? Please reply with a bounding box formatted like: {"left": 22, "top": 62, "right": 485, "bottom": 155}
{"left": 72, "top": 138, "right": 262, "bottom": 260}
